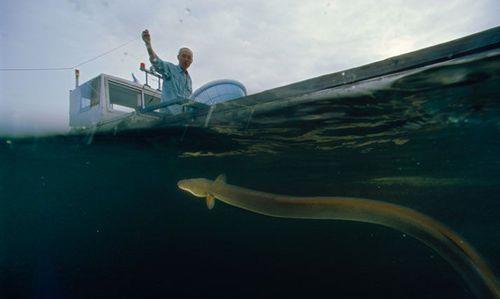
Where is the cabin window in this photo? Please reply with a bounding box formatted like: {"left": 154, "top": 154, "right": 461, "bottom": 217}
{"left": 108, "top": 81, "right": 141, "bottom": 113}
{"left": 80, "top": 77, "right": 100, "bottom": 111}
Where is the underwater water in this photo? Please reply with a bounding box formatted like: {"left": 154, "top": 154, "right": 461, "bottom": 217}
{"left": 1, "top": 51, "right": 500, "bottom": 299}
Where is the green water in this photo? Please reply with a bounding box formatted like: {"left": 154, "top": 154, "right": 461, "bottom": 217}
{"left": 1, "top": 52, "right": 500, "bottom": 298}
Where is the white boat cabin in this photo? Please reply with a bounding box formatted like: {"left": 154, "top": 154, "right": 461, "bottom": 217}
{"left": 69, "top": 71, "right": 247, "bottom": 132}
{"left": 69, "top": 74, "right": 176, "bottom": 131}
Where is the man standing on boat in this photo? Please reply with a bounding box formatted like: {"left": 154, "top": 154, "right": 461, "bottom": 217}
{"left": 141, "top": 29, "right": 193, "bottom": 108}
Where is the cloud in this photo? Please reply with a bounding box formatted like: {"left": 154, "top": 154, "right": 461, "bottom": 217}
{"left": 0, "top": 0, "right": 499, "bottom": 135}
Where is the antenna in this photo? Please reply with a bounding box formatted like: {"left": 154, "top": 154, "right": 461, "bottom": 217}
{"left": 75, "top": 69, "right": 80, "bottom": 88}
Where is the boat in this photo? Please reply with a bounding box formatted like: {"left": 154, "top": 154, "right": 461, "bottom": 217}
{"left": 69, "top": 64, "right": 247, "bottom": 133}
{"left": 69, "top": 26, "right": 500, "bottom": 139}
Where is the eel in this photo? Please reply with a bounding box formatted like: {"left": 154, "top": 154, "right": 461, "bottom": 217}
{"left": 177, "top": 175, "right": 500, "bottom": 298}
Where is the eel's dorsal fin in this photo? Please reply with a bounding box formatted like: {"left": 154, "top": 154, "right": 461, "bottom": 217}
{"left": 206, "top": 194, "right": 215, "bottom": 210}
{"left": 215, "top": 174, "right": 226, "bottom": 184}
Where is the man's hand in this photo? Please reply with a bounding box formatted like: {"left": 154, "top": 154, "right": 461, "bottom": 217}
{"left": 142, "top": 29, "right": 158, "bottom": 61}
{"left": 142, "top": 29, "right": 151, "bottom": 45}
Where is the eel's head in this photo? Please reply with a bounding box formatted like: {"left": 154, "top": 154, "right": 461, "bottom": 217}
{"left": 177, "top": 178, "right": 212, "bottom": 198}
{"left": 178, "top": 175, "right": 226, "bottom": 210}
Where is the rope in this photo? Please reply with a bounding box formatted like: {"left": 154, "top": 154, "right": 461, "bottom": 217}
{"left": 0, "top": 37, "right": 140, "bottom": 71}
{"left": 0, "top": 67, "right": 73, "bottom": 71}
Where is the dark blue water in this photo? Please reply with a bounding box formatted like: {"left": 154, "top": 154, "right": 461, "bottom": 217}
{"left": 1, "top": 51, "right": 499, "bottom": 298}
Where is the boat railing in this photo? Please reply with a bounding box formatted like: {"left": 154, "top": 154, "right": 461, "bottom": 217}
{"left": 140, "top": 62, "right": 162, "bottom": 91}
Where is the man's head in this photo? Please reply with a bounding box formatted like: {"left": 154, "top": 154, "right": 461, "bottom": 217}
{"left": 177, "top": 47, "right": 193, "bottom": 71}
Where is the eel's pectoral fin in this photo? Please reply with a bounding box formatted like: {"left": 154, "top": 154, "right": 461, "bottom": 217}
{"left": 206, "top": 194, "right": 215, "bottom": 210}
{"left": 215, "top": 174, "right": 226, "bottom": 184}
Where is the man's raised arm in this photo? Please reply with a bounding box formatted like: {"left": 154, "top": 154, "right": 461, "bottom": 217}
{"left": 142, "top": 29, "right": 158, "bottom": 62}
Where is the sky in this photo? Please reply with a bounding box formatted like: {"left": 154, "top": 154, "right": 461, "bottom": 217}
{"left": 0, "top": 0, "right": 499, "bottom": 136}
